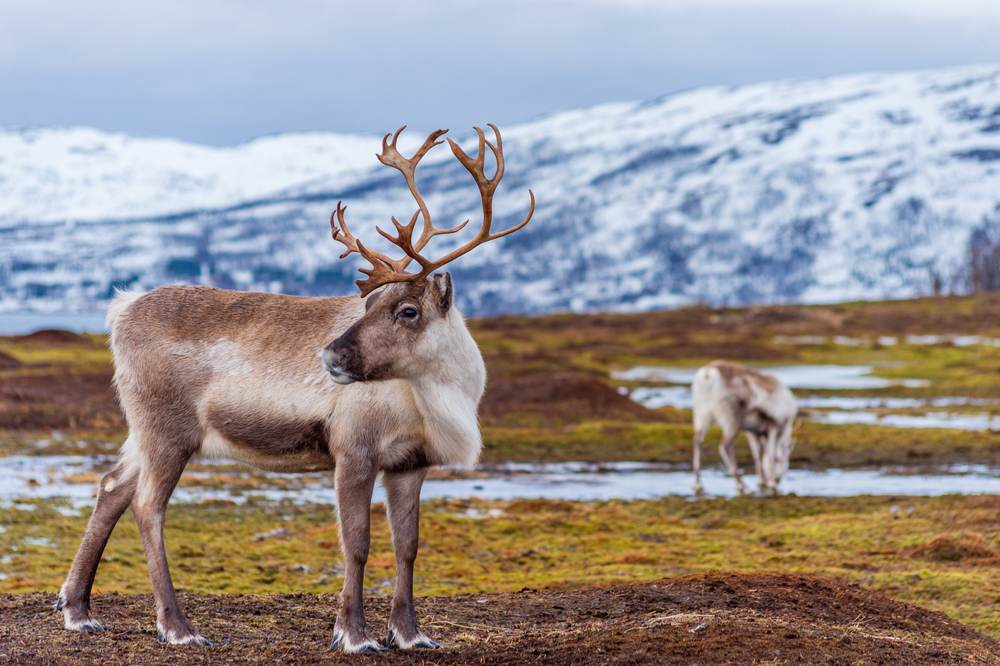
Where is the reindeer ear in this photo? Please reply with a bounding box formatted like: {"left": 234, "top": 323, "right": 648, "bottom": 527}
{"left": 364, "top": 288, "right": 384, "bottom": 312}
{"left": 431, "top": 272, "right": 453, "bottom": 314}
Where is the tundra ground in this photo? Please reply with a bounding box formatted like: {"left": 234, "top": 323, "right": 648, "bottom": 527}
{"left": 3, "top": 572, "right": 998, "bottom": 665}
{"left": 2, "top": 295, "right": 1000, "bottom": 663}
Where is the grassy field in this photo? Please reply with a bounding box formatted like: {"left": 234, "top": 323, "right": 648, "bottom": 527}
{"left": 2, "top": 295, "right": 1000, "bottom": 643}
{"left": 2, "top": 494, "right": 999, "bottom": 637}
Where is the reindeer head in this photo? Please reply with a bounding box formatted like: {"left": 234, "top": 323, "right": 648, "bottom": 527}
{"left": 322, "top": 275, "right": 455, "bottom": 384}
{"left": 321, "top": 125, "right": 533, "bottom": 385}
{"left": 772, "top": 420, "right": 800, "bottom": 484}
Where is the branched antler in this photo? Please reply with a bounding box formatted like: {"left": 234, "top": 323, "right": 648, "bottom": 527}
{"left": 330, "top": 125, "right": 535, "bottom": 296}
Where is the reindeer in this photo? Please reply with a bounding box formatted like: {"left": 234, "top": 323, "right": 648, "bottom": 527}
{"left": 56, "top": 125, "right": 534, "bottom": 653}
{"left": 691, "top": 360, "right": 797, "bottom": 496}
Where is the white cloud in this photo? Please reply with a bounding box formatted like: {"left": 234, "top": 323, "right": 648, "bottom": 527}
{"left": 0, "top": 0, "right": 998, "bottom": 144}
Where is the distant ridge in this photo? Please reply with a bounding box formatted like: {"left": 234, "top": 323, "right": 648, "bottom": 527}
{"left": 2, "top": 64, "right": 999, "bottom": 315}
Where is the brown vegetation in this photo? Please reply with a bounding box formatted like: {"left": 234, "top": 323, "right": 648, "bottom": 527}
{"left": 471, "top": 293, "right": 1000, "bottom": 342}
{"left": 0, "top": 368, "right": 122, "bottom": 431}
{"left": 16, "top": 329, "right": 88, "bottom": 344}
{"left": 910, "top": 533, "right": 1000, "bottom": 563}
{"left": 480, "top": 371, "right": 664, "bottom": 425}
{"left": 0, "top": 350, "right": 21, "bottom": 369}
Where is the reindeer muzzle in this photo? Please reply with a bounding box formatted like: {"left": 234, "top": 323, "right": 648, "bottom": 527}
{"left": 321, "top": 342, "right": 364, "bottom": 385}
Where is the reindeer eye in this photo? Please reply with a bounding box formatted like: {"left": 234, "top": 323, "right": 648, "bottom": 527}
{"left": 400, "top": 307, "right": 418, "bottom": 319}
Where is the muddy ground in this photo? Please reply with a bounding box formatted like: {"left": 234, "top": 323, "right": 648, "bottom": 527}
{"left": 3, "top": 572, "right": 997, "bottom": 665}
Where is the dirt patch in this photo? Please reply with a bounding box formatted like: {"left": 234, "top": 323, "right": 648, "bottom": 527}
{"left": 481, "top": 372, "right": 664, "bottom": 424}
{"left": 0, "top": 350, "right": 22, "bottom": 369}
{"left": 1, "top": 573, "right": 996, "bottom": 665}
{"left": 16, "top": 329, "right": 88, "bottom": 344}
{"left": 910, "top": 533, "right": 1000, "bottom": 563}
{"left": 643, "top": 341, "right": 792, "bottom": 361}
{"left": 0, "top": 368, "right": 123, "bottom": 430}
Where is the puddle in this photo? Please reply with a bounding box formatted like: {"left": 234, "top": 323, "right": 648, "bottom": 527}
{"left": 2, "top": 455, "right": 998, "bottom": 506}
{"left": 796, "top": 396, "right": 997, "bottom": 409}
{"left": 812, "top": 411, "right": 1000, "bottom": 431}
{"left": 772, "top": 334, "right": 1000, "bottom": 347}
{"left": 624, "top": 386, "right": 1000, "bottom": 418}
{"left": 612, "top": 365, "right": 929, "bottom": 389}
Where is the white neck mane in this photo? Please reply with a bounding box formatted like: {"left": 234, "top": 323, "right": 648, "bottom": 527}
{"left": 409, "top": 311, "right": 486, "bottom": 469}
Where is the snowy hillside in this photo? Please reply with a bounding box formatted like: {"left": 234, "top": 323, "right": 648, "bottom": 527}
{"left": 2, "top": 64, "right": 999, "bottom": 315}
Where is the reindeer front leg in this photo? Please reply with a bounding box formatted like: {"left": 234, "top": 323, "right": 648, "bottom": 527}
{"left": 382, "top": 467, "right": 440, "bottom": 649}
{"left": 745, "top": 432, "right": 765, "bottom": 492}
{"left": 760, "top": 427, "right": 780, "bottom": 495}
{"left": 332, "top": 459, "right": 382, "bottom": 653}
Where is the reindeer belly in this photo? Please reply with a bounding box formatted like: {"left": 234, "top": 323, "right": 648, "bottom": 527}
{"left": 200, "top": 411, "right": 336, "bottom": 473}
{"left": 741, "top": 409, "right": 777, "bottom": 436}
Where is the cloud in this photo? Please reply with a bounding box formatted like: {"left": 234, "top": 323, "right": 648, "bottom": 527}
{"left": 1, "top": 0, "right": 998, "bottom": 144}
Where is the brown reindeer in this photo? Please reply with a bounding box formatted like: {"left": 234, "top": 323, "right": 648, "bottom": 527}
{"left": 56, "top": 125, "right": 534, "bottom": 653}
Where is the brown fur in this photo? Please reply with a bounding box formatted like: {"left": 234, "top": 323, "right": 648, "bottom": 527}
{"left": 59, "top": 277, "right": 484, "bottom": 652}
{"left": 207, "top": 412, "right": 331, "bottom": 456}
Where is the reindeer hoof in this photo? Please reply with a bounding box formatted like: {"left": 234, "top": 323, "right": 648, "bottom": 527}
{"left": 387, "top": 628, "right": 441, "bottom": 649}
{"left": 61, "top": 603, "right": 105, "bottom": 633}
{"left": 65, "top": 617, "right": 105, "bottom": 633}
{"left": 157, "top": 626, "right": 213, "bottom": 646}
{"left": 331, "top": 631, "right": 385, "bottom": 653}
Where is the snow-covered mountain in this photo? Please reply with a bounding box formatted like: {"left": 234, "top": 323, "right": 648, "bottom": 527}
{"left": 2, "top": 64, "right": 999, "bottom": 315}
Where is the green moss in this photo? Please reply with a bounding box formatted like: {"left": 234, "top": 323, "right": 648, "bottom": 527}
{"left": 3, "top": 494, "right": 999, "bottom": 636}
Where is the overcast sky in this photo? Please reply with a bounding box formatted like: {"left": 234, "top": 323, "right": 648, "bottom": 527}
{"left": 2, "top": 0, "right": 999, "bottom": 146}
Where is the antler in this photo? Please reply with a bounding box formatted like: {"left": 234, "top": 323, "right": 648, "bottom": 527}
{"left": 331, "top": 125, "right": 535, "bottom": 296}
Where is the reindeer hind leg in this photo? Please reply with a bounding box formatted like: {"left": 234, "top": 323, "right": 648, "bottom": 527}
{"left": 58, "top": 437, "right": 140, "bottom": 632}
{"left": 718, "top": 426, "right": 748, "bottom": 495}
{"left": 691, "top": 409, "right": 712, "bottom": 496}
{"left": 129, "top": 429, "right": 210, "bottom": 645}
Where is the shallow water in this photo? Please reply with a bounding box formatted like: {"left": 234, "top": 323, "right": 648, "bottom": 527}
{"left": 1, "top": 455, "right": 998, "bottom": 509}
{"left": 772, "top": 334, "right": 1000, "bottom": 347}
{"left": 629, "top": 387, "right": 998, "bottom": 412}
{"left": 812, "top": 411, "right": 1000, "bottom": 431}
{"left": 628, "top": 387, "right": 1000, "bottom": 430}
{"left": 612, "top": 365, "right": 929, "bottom": 389}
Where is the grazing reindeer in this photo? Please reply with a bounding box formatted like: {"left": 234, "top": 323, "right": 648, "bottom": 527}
{"left": 57, "top": 125, "right": 534, "bottom": 653}
{"left": 691, "top": 360, "right": 797, "bottom": 496}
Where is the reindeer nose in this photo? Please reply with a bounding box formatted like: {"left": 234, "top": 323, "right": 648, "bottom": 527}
{"left": 321, "top": 343, "right": 362, "bottom": 384}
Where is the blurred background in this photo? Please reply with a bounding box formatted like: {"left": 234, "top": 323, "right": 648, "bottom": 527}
{"left": 2, "top": 0, "right": 1000, "bottom": 327}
